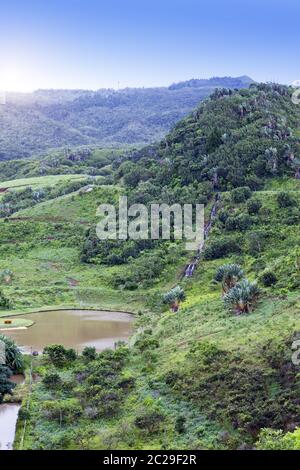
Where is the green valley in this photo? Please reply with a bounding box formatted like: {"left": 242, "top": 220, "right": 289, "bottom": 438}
{"left": 0, "top": 82, "right": 299, "bottom": 451}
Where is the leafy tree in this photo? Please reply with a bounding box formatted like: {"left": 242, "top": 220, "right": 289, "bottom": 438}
{"left": 223, "top": 279, "right": 260, "bottom": 314}
{"left": 247, "top": 198, "right": 262, "bottom": 215}
{"left": 214, "top": 264, "right": 244, "bottom": 294}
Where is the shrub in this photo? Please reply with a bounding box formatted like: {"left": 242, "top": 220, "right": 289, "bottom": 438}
{"left": 82, "top": 347, "right": 97, "bottom": 361}
{"left": 231, "top": 186, "right": 252, "bottom": 203}
{"left": 0, "top": 365, "right": 15, "bottom": 403}
{"left": 204, "top": 237, "right": 241, "bottom": 260}
{"left": 42, "top": 399, "right": 82, "bottom": 423}
{"left": 42, "top": 372, "right": 62, "bottom": 390}
{"left": 43, "top": 344, "right": 77, "bottom": 367}
{"left": 175, "top": 415, "right": 186, "bottom": 434}
{"left": 188, "top": 341, "right": 222, "bottom": 366}
{"left": 0, "top": 289, "right": 10, "bottom": 309}
{"left": 256, "top": 428, "right": 300, "bottom": 450}
{"left": 247, "top": 198, "right": 262, "bottom": 215}
{"left": 134, "top": 411, "right": 165, "bottom": 433}
{"left": 260, "top": 271, "right": 277, "bottom": 287}
{"left": 225, "top": 214, "right": 252, "bottom": 231}
{"left": 277, "top": 192, "right": 296, "bottom": 208}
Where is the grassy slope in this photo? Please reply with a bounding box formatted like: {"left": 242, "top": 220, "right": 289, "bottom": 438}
{"left": 114, "top": 181, "right": 300, "bottom": 450}
{"left": 0, "top": 184, "right": 185, "bottom": 316}
{"left": 0, "top": 174, "right": 86, "bottom": 190}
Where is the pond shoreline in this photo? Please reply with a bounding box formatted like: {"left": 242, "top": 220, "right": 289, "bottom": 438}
{"left": 0, "top": 375, "right": 25, "bottom": 451}
{"left": 0, "top": 306, "right": 135, "bottom": 319}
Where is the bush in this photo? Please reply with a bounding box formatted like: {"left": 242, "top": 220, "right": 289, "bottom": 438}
{"left": 277, "top": 192, "right": 296, "bottom": 208}
{"left": 82, "top": 347, "right": 97, "bottom": 361}
{"left": 134, "top": 411, "right": 165, "bottom": 433}
{"left": 225, "top": 214, "right": 252, "bottom": 231}
{"left": 175, "top": 415, "right": 186, "bottom": 434}
{"left": 256, "top": 428, "right": 300, "bottom": 450}
{"left": 204, "top": 237, "right": 241, "bottom": 260}
{"left": 42, "top": 399, "right": 82, "bottom": 423}
{"left": 260, "top": 271, "right": 277, "bottom": 287}
{"left": 0, "top": 365, "right": 15, "bottom": 403}
{"left": 231, "top": 187, "right": 252, "bottom": 203}
{"left": 188, "top": 341, "right": 222, "bottom": 366}
{"left": 247, "top": 198, "right": 262, "bottom": 215}
{"left": 0, "top": 289, "right": 10, "bottom": 309}
{"left": 43, "top": 344, "right": 77, "bottom": 367}
{"left": 42, "top": 372, "right": 62, "bottom": 390}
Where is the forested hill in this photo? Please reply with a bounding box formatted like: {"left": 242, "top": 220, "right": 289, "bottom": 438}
{"left": 0, "top": 76, "right": 253, "bottom": 160}
{"left": 115, "top": 82, "right": 300, "bottom": 193}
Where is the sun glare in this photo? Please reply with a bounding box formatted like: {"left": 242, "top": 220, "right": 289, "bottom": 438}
{"left": 0, "top": 65, "right": 34, "bottom": 92}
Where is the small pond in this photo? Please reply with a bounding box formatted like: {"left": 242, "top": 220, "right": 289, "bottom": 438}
{"left": 2, "top": 309, "right": 133, "bottom": 353}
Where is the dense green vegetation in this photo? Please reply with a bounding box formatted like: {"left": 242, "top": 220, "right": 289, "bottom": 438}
{"left": 0, "top": 147, "right": 124, "bottom": 182}
{"left": 0, "top": 335, "right": 24, "bottom": 403}
{"left": 0, "top": 76, "right": 253, "bottom": 160}
{"left": 1, "top": 82, "right": 300, "bottom": 450}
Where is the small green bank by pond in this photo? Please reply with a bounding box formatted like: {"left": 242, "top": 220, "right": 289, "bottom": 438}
{"left": 0, "top": 318, "right": 34, "bottom": 330}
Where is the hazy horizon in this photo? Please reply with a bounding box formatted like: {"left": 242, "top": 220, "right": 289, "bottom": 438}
{"left": 3, "top": 75, "right": 257, "bottom": 94}
{"left": 1, "top": 0, "right": 299, "bottom": 92}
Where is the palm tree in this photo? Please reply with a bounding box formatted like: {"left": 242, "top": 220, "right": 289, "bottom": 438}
{"left": 163, "top": 286, "right": 186, "bottom": 312}
{"left": 223, "top": 279, "right": 260, "bottom": 314}
{"left": 0, "top": 334, "right": 24, "bottom": 372}
{"left": 214, "top": 264, "right": 244, "bottom": 294}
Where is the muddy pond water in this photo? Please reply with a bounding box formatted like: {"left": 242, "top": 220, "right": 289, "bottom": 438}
{"left": 0, "top": 375, "right": 25, "bottom": 451}
{"left": 3, "top": 309, "right": 133, "bottom": 353}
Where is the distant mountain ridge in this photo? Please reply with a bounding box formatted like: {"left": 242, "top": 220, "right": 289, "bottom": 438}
{"left": 0, "top": 76, "right": 254, "bottom": 160}
{"left": 168, "top": 75, "right": 254, "bottom": 90}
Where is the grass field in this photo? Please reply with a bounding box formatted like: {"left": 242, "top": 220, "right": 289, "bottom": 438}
{"left": 0, "top": 174, "right": 88, "bottom": 190}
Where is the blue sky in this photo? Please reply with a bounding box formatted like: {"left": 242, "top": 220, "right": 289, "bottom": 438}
{"left": 1, "top": 0, "right": 299, "bottom": 91}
